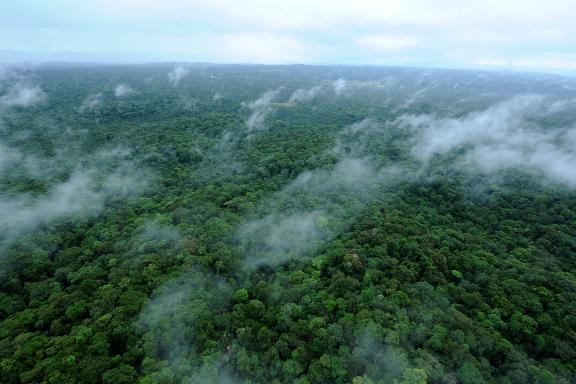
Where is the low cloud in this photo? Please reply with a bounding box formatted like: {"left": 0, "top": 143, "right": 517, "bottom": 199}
{"left": 401, "top": 94, "right": 576, "bottom": 187}
{"left": 288, "top": 78, "right": 384, "bottom": 103}
{"left": 392, "top": 87, "right": 430, "bottom": 113}
{"left": 0, "top": 73, "right": 47, "bottom": 169}
{"left": 168, "top": 65, "right": 189, "bottom": 86}
{"left": 79, "top": 93, "right": 103, "bottom": 112}
{"left": 354, "top": 329, "right": 410, "bottom": 382}
{"left": 179, "top": 96, "right": 197, "bottom": 111}
{"left": 243, "top": 88, "right": 280, "bottom": 109}
{"left": 240, "top": 211, "right": 328, "bottom": 266}
{"left": 0, "top": 148, "right": 150, "bottom": 256}
{"left": 139, "top": 221, "right": 181, "bottom": 244}
{"left": 137, "top": 269, "right": 235, "bottom": 382}
{"left": 332, "top": 78, "right": 347, "bottom": 96}
{"left": 288, "top": 85, "right": 323, "bottom": 103}
{"left": 0, "top": 142, "right": 23, "bottom": 171}
{"left": 114, "top": 83, "right": 135, "bottom": 97}
{"left": 242, "top": 88, "right": 281, "bottom": 131}
{"left": 239, "top": 119, "right": 406, "bottom": 266}
{"left": 0, "top": 172, "right": 101, "bottom": 239}
{"left": 0, "top": 82, "right": 46, "bottom": 107}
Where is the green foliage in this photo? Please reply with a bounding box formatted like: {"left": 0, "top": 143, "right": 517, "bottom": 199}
{"left": 234, "top": 288, "right": 249, "bottom": 303}
{"left": 395, "top": 368, "right": 428, "bottom": 384}
{"left": 456, "top": 362, "right": 484, "bottom": 384}
{"left": 102, "top": 364, "right": 137, "bottom": 384}
{"left": 0, "top": 64, "right": 575, "bottom": 384}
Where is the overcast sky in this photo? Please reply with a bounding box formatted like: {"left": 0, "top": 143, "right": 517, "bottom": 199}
{"left": 1, "top": 0, "right": 575, "bottom": 74}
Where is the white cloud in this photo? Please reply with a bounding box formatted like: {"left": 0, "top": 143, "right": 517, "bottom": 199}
{"left": 114, "top": 83, "right": 134, "bottom": 96}
{"left": 243, "top": 89, "right": 280, "bottom": 109}
{"left": 0, "top": 142, "right": 23, "bottom": 170}
{"left": 289, "top": 85, "right": 323, "bottom": 103}
{"left": 357, "top": 35, "right": 419, "bottom": 52}
{"left": 242, "top": 88, "right": 281, "bottom": 131}
{"left": 1, "top": 1, "right": 575, "bottom": 72}
{"left": 0, "top": 165, "right": 148, "bottom": 253}
{"left": 216, "top": 33, "right": 315, "bottom": 64}
{"left": 167, "top": 65, "right": 188, "bottom": 85}
{"left": 46, "top": 0, "right": 575, "bottom": 33}
{"left": 332, "top": 78, "right": 347, "bottom": 96}
{"left": 79, "top": 93, "right": 102, "bottom": 112}
{"left": 0, "top": 82, "right": 46, "bottom": 107}
{"left": 402, "top": 95, "right": 576, "bottom": 187}
{"left": 476, "top": 57, "right": 576, "bottom": 71}
{"left": 239, "top": 118, "right": 407, "bottom": 266}
{"left": 153, "top": 32, "right": 325, "bottom": 64}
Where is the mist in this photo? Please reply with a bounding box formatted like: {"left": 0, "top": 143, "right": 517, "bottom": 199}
{"left": 401, "top": 94, "right": 576, "bottom": 188}
{"left": 354, "top": 329, "right": 411, "bottom": 382}
{"left": 137, "top": 269, "right": 235, "bottom": 383}
{"left": 168, "top": 65, "right": 189, "bottom": 86}
{"left": 242, "top": 88, "right": 281, "bottom": 131}
{"left": 287, "top": 78, "right": 364, "bottom": 103}
{"left": 236, "top": 87, "right": 576, "bottom": 268}
{"left": 0, "top": 90, "right": 152, "bottom": 255}
{"left": 0, "top": 142, "right": 23, "bottom": 170}
{"left": 0, "top": 82, "right": 46, "bottom": 107}
{"left": 138, "top": 220, "right": 181, "bottom": 249}
{"left": 0, "top": 163, "right": 149, "bottom": 256}
{"left": 288, "top": 85, "right": 323, "bottom": 103}
{"left": 240, "top": 211, "right": 328, "bottom": 265}
{"left": 114, "top": 83, "right": 135, "bottom": 97}
{"left": 332, "top": 78, "right": 347, "bottom": 96}
{"left": 79, "top": 92, "right": 103, "bottom": 112}
{"left": 239, "top": 119, "right": 408, "bottom": 267}
{"left": 3, "top": 3, "right": 576, "bottom": 382}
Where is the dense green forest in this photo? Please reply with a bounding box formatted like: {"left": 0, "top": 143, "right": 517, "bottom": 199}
{"left": 0, "top": 63, "right": 575, "bottom": 384}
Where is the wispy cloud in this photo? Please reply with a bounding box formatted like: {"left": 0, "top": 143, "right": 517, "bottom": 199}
{"left": 0, "top": 82, "right": 45, "bottom": 107}
{"left": 0, "top": 163, "right": 149, "bottom": 255}
{"left": 114, "top": 83, "right": 134, "bottom": 97}
{"left": 401, "top": 94, "right": 576, "bottom": 187}
{"left": 167, "top": 65, "right": 188, "bottom": 86}
{"left": 239, "top": 119, "right": 407, "bottom": 266}
{"left": 137, "top": 269, "right": 234, "bottom": 382}
{"left": 242, "top": 88, "right": 281, "bottom": 131}
{"left": 79, "top": 92, "right": 103, "bottom": 112}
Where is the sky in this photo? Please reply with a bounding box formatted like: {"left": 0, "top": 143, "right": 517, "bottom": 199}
{"left": 1, "top": 0, "right": 575, "bottom": 74}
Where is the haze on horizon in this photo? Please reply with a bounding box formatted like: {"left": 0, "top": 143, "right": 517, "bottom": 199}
{"left": 1, "top": 0, "right": 575, "bottom": 76}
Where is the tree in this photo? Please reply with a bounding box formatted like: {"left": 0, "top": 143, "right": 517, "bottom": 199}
{"left": 394, "top": 368, "right": 427, "bottom": 384}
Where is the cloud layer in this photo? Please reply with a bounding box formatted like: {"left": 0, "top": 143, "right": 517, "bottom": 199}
{"left": 1, "top": 1, "right": 575, "bottom": 73}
